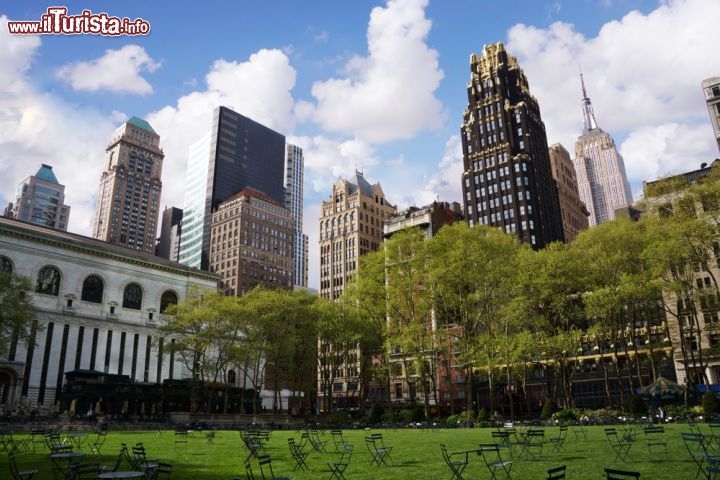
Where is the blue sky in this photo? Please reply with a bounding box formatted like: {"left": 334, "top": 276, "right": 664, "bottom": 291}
{"left": 1, "top": 0, "right": 718, "bottom": 288}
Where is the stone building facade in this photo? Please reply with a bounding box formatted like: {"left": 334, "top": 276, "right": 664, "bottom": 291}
{"left": 93, "top": 117, "right": 164, "bottom": 255}
{"left": 548, "top": 144, "right": 590, "bottom": 242}
{"left": 317, "top": 173, "right": 395, "bottom": 411}
{"left": 461, "top": 42, "right": 565, "bottom": 248}
{"left": 0, "top": 217, "right": 218, "bottom": 413}
{"left": 8, "top": 164, "right": 71, "bottom": 231}
{"left": 210, "top": 188, "right": 294, "bottom": 295}
{"left": 573, "top": 75, "right": 633, "bottom": 226}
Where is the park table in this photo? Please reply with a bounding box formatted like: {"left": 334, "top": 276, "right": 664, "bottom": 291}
{"left": 50, "top": 451, "right": 85, "bottom": 480}
{"left": 99, "top": 471, "right": 146, "bottom": 479}
{"left": 66, "top": 432, "right": 89, "bottom": 451}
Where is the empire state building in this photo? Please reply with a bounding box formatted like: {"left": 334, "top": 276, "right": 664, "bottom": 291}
{"left": 572, "top": 74, "right": 633, "bottom": 226}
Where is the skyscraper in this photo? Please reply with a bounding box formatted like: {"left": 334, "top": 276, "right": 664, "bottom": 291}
{"left": 178, "top": 106, "right": 286, "bottom": 270}
{"left": 156, "top": 206, "right": 183, "bottom": 261}
{"left": 209, "top": 188, "right": 294, "bottom": 295}
{"left": 319, "top": 172, "right": 396, "bottom": 300}
{"left": 461, "top": 43, "right": 564, "bottom": 248}
{"left": 548, "top": 144, "right": 590, "bottom": 242}
{"left": 573, "top": 74, "right": 633, "bottom": 226}
{"left": 703, "top": 77, "right": 720, "bottom": 154}
{"left": 9, "top": 164, "right": 71, "bottom": 231}
{"left": 93, "top": 117, "right": 163, "bottom": 254}
{"left": 284, "top": 143, "right": 307, "bottom": 287}
{"left": 317, "top": 172, "right": 395, "bottom": 411}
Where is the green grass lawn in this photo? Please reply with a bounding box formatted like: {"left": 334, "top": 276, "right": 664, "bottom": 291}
{"left": 2, "top": 425, "right": 699, "bottom": 479}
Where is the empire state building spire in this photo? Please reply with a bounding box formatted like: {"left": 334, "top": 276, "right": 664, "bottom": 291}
{"left": 580, "top": 71, "right": 598, "bottom": 132}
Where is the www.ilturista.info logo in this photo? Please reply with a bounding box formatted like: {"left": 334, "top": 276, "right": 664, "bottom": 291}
{"left": 7, "top": 7, "right": 151, "bottom": 36}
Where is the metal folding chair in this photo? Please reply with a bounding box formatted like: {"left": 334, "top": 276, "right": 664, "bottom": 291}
{"left": 8, "top": 451, "right": 38, "bottom": 480}
{"left": 89, "top": 432, "right": 107, "bottom": 455}
{"left": 683, "top": 432, "right": 715, "bottom": 480}
{"left": 547, "top": 465, "right": 566, "bottom": 479}
{"left": 365, "top": 434, "right": 393, "bottom": 466}
{"left": 309, "top": 430, "right": 328, "bottom": 453}
{"left": 479, "top": 443, "right": 513, "bottom": 480}
{"left": 549, "top": 427, "right": 568, "bottom": 453}
{"left": 605, "top": 428, "right": 632, "bottom": 462}
{"left": 605, "top": 468, "right": 640, "bottom": 479}
{"left": 327, "top": 444, "right": 352, "bottom": 480}
{"left": 257, "top": 454, "right": 293, "bottom": 480}
{"left": 708, "top": 457, "right": 720, "bottom": 480}
{"left": 440, "top": 443, "right": 470, "bottom": 480}
{"left": 643, "top": 426, "right": 667, "bottom": 457}
{"left": 288, "top": 438, "right": 309, "bottom": 471}
{"left": 572, "top": 425, "right": 588, "bottom": 441}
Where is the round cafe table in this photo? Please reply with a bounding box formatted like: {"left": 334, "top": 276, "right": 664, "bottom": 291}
{"left": 50, "top": 452, "right": 85, "bottom": 480}
{"left": 98, "top": 472, "right": 146, "bottom": 479}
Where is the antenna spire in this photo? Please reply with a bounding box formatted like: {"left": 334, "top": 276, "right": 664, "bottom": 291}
{"left": 579, "top": 64, "right": 588, "bottom": 99}
{"left": 579, "top": 64, "right": 598, "bottom": 132}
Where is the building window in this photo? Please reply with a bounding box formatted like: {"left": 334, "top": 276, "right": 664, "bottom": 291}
{"left": 81, "top": 275, "right": 104, "bottom": 304}
{"left": 122, "top": 283, "right": 143, "bottom": 310}
{"left": 395, "top": 383, "right": 403, "bottom": 399}
{"left": 0, "top": 256, "right": 12, "bottom": 273}
{"left": 160, "top": 290, "right": 178, "bottom": 313}
{"left": 36, "top": 266, "right": 61, "bottom": 296}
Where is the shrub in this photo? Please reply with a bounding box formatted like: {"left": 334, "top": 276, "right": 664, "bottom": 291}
{"left": 325, "top": 411, "right": 350, "bottom": 426}
{"left": 629, "top": 395, "right": 648, "bottom": 416}
{"left": 400, "top": 408, "right": 414, "bottom": 424}
{"left": 446, "top": 414, "right": 460, "bottom": 427}
{"left": 476, "top": 408, "right": 488, "bottom": 422}
{"left": 412, "top": 405, "right": 426, "bottom": 422}
{"left": 703, "top": 392, "right": 719, "bottom": 415}
{"left": 368, "top": 402, "right": 384, "bottom": 424}
{"left": 553, "top": 408, "right": 578, "bottom": 422}
{"left": 382, "top": 410, "right": 398, "bottom": 423}
{"left": 540, "top": 399, "right": 555, "bottom": 420}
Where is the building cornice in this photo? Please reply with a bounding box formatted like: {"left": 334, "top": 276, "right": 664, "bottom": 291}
{"left": 0, "top": 218, "right": 219, "bottom": 283}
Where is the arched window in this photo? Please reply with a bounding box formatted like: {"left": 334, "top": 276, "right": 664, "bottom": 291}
{"left": 81, "top": 275, "right": 104, "bottom": 304}
{"left": 122, "top": 283, "right": 143, "bottom": 310}
{"left": 160, "top": 290, "right": 178, "bottom": 314}
{"left": 36, "top": 266, "right": 61, "bottom": 296}
{"left": 0, "top": 256, "right": 12, "bottom": 274}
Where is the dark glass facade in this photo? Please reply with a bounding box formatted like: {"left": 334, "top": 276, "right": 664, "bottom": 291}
{"left": 156, "top": 206, "right": 183, "bottom": 259}
{"left": 460, "top": 43, "right": 564, "bottom": 248}
{"left": 198, "top": 107, "right": 286, "bottom": 270}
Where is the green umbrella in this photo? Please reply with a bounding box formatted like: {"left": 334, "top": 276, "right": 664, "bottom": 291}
{"left": 640, "top": 376, "right": 685, "bottom": 396}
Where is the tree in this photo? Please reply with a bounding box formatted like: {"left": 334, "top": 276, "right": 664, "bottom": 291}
{"left": 573, "top": 218, "right": 660, "bottom": 410}
{"left": 342, "top": 249, "right": 390, "bottom": 413}
{"left": 314, "top": 295, "right": 365, "bottom": 413}
{"left": 162, "top": 290, "right": 241, "bottom": 414}
{"left": 428, "top": 223, "right": 523, "bottom": 419}
{"left": 383, "top": 227, "right": 436, "bottom": 418}
{"left": 240, "top": 288, "right": 317, "bottom": 414}
{"left": 0, "top": 272, "right": 36, "bottom": 357}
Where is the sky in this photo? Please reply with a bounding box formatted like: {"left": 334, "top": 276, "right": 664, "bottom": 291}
{"left": 1, "top": 0, "right": 718, "bottom": 289}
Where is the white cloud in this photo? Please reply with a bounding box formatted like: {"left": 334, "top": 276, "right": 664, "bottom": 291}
{"left": 147, "top": 49, "right": 298, "bottom": 217}
{"left": 288, "top": 135, "right": 380, "bottom": 194}
{"left": 410, "top": 134, "right": 463, "bottom": 207}
{"left": 620, "top": 123, "right": 717, "bottom": 197}
{"left": 309, "top": 0, "right": 445, "bottom": 143}
{"left": 0, "top": 16, "right": 117, "bottom": 235}
{"left": 0, "top": 16, "right": 40, "bottom": 88}
{"left": 314, "top": 31, "right": 330, "bottom": 44}
{"left": 505, "top": 0, "right": 720, "bottom": 190}
{"left": 57, "top": 45, "right": 159, "bottom": 95}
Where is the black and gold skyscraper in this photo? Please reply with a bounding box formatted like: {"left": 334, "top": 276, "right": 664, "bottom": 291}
{"left": 460, "top": 43, "right": 564, "bottom": 248}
